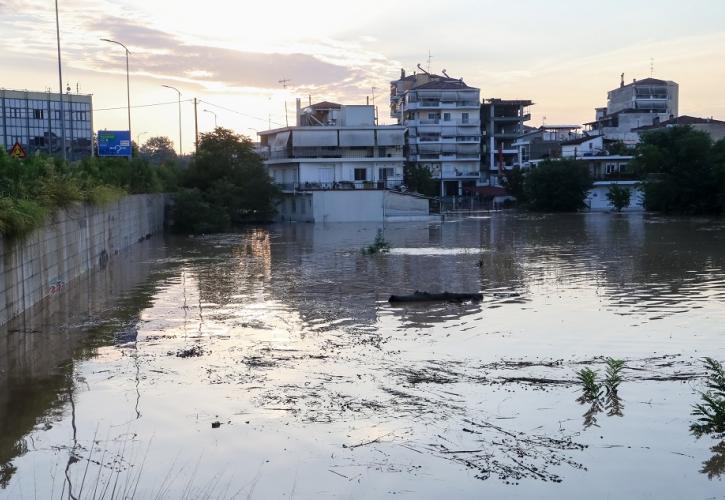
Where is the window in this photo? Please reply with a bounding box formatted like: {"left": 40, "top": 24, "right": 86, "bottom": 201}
{"left": 428, "top": 113, "right": 437, "bottom": 120}
{"left": 354, "top": 168, "right": 367, "bottom": 181}
{"left": 443, "top": 112, "right": 451, "bottom": 121}
{"left": 462, "top": 113, "right": 469, "bottom": 124}
{"left": 33, "top": 109, "right": 44, "bottom": 120}
{"left": 378, "top": 167, "right": 394, "bottom": 180}
{"left": 606, "top": 164, "right": 617, "bottom": 174}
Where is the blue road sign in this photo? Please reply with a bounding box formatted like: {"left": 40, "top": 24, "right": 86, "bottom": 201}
{"left": 97, "top": 130, "right": 132, "bottom": 157}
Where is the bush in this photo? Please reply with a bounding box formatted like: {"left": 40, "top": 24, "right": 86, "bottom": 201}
{"left": 606, "top": 184, "right": 632, "bottom": 212}
{"left": 0, "top": 198, "right": 46, "bottom": 238}
{"left": 170, "top": 188, "right": 230, "bottom": 234}
{"left": 524, "top": 160, "right": 593, "bottom": 212}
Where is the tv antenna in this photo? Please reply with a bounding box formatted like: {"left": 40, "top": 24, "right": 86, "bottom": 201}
{"left": 426, "top": 50, "right": 433, "bottom": 73}
{"left": 650, "top": 58, "right": 655, "bottom": 77}
{"left": 278, "top": 78, "right": 291, "bottom": 127}
{"left": 278, "top": 78, "right": 291, "bottom": 89}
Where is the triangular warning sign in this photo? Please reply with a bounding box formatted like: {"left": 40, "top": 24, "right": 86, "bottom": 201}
{"left": 9, "top": 141, "right": 26, "bottom": 159}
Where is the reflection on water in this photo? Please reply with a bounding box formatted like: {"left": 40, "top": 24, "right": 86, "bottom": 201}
{"left": 1, "top": 213, "right": 725, "bottom": 498}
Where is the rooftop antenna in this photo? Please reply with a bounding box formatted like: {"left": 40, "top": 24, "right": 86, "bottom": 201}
{"left": 442, "top": 69, "right": 450, "bottom": 78}
{"left": 371, "top": 87, "right": 377, "bottom": 105}
{"left": 278, "top": 78, "right": 291, "bottom": 127}
{"left": 650, "top": 57, "right": 655, "bottom": 77}
{"left": 426, "top": 49, "right": 433, "bottom": 73}
{"left": 542, "top": 115, "right": 547, "bottom": 127}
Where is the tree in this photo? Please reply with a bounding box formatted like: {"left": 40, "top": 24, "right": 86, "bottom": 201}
{"left": 403, "top": 163, "right": 437, "bottom": 196}
{"left": 632, "top": 126, "right": 721, "bottom": 214}
{"left": 501, "top": 166, "right": 526, "bottom": 202}
{"left": 523, "top": 159, "right": 593, "bottom": 212}
{"left": 140, "top": 136, "right": 177, "bottom": 165}
{"left": 606, "top": 184, "right": 632, "bottom": 212}
{"left": 174, "top": 127, "right": 278, "bottom": 232}
{"left": 605, "top": 140, "right": 632, "bottom": 156}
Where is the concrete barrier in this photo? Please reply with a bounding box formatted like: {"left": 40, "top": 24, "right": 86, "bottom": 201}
{"left": 0, "top": 194, "right": 165, "bottom": 326}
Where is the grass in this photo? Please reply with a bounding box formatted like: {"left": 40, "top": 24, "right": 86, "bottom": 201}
{"left": 691, "top": 357, "right": 725, "bottom": 437}
{"left": 576, "top": 367, "right": 601, "bottom": 402}
{"left": 604, "top": 358, "right": 625, "bottom": 395}
{"left": 362, "top": 229, "right": 391, "bottom": 255}
{"left": 0, "top": 197, "right": 47, "bottom": 238}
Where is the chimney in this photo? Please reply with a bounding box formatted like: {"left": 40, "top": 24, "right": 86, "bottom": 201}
{"left": 295, "top": 98, "right": 301, "bottom": 126}
{"left": 620, "top": 73, "right": 624, "bottom": 88}
{"left": 400, "top": 68, "right": 406, "bottom": 79}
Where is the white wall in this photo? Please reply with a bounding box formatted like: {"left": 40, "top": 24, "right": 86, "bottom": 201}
{"left": 586, "top": 182, "right": 644, "bottom": 211}
{"left": 313, "top": 191, "right": 385, "bottom": 222}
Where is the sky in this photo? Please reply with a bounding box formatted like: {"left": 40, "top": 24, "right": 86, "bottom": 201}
{"left": 2, "top": 0, "right": 725, "bottom": 153}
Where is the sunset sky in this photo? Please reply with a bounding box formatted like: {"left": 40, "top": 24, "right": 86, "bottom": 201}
{"left": 3, "top": 0, "right": 725, "bottom": 152}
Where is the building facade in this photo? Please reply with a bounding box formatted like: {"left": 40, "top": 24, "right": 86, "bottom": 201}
{"left": 0, "top": 89, "right": 93, "bottom": 160}
{"left": 633, "top": 115, "right": 725, "bottom": 142}
{"left": 481, "top": 99, "right": 532, "bottom": 185}
{"left": 585, "top": 77, "right": 679, "bottom": 144}
{"left": 390, "top": 69, "right": 481, "bottom": 197}
{"left": 258, "top": 101, "right": 406, "bottom": 192}
{"left": 512, "top": 125, "right": 582, "bottom": 168}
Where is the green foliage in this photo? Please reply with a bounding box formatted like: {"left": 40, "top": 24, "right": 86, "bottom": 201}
{"left": 172, "top": 127, "right": 279, "bottom": 233}
{"left": 606, "top": 140, "right": 632, "bottom": 156}
{"left": 139, "top": 136, "right": 178, "bottom": 165}
{"left": 691, "top": 357, "right": 725, "bottom": 437}
{"left": 604, "top": 358, "right": 625, "bottom": 395}
{"left": 576, "top": 367, "right": 601, "bottom": 402}
{"left": 362, "top": 229, "right": 391, "bottom": 255}
{"left": 0, "top": 148, "right": 179, "bottom": 238}
{"left": 606, "top": 184, "right": 632, "bottom": 212}
{"left": 524, "top": 159, "right": 593, "bottom": 212}
{"left": 501, "top": 166, "right": 526, "bottom": 202}
{"left": 632, "top": 126, "right": 724, "bottom": 214}
{"left": 403, "top": 163, "right": 438, "bottom": 197}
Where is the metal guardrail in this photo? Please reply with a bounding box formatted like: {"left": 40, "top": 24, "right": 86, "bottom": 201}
{"left": 276, "top": 180, "right": 405, "bottom": 192}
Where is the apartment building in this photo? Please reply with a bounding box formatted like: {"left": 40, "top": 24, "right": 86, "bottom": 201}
{"left": 1, "top": 89, "right": 93, "bottom": 160}
{"left": 390, "top": 69, "right": 481, "bottom": 197}
{"left": 512, "top": 125, "right": 582, "bottom": 168}
{"left": 258, "top": 100, "right": 405, "bottom": 192}
{"left": 585, "top": 76, "right": 679, "bottom": 144}
{"left": 481, "top": 99, "right": 533, "bottom": 185}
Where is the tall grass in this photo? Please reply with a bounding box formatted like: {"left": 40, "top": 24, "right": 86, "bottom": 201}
{"left": 691, "top": 357, "right": 725, "bottom": 437}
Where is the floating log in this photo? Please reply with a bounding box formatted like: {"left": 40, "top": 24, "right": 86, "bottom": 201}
{"left": 388, "top": 291, "right": 483, "bottom": 303}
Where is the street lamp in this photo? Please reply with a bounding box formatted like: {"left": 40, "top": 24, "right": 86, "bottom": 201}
{"left": 203, "top": 109, "right": 217, "bottom": 129}
{"left": 101, "top": 37, "right": 132, "bottom": 158}
{"left": 54, "top": 0, "right": 66, "bottom": 162}
{"left": 162, "top": 84, "right": 182, "bottom": 156}
{"left": 136, "top": 131, "right": 149, "bottom": 145}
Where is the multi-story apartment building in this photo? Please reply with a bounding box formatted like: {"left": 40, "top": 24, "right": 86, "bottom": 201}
{"left": 512, "top": 125, "right": 582, "bottom": 168}
{"left": 585, "top": 76, "right": 678, "bottom": 144}
{"left": 480, "top": 98, "right": 533, "bottom": 185}
{"left": 258, "top": 100, "right": 405, "bottom": 192}
{"left": 390, "top": 69, "right": 481, "bottom": 197}
{"left": 1, "top": 89, "right": 93, "bottom": 160}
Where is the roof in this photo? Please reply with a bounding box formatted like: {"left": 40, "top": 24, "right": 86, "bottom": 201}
{"left": 632, "top": 115, "right": 725, "bottom": 131}
{"left": 307, "top": 101, "right": 341, "bottom": 110}
{"left": 484, "top": 98, "right": 533, "bottom": 106}
{"left": 412, "top": 79, "right": 475, "bottom": 91}
{"left": 561, "top": 135, "right": 600, "bottom": 146}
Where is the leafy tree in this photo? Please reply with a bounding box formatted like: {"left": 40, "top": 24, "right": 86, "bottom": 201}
{"left": 632, "top": 126, "right": 721, "bottom": 214}
{"left": 174, "top": 127, "right": 278, "bottom": 232}
{"left": 403, "top": 163, "right": 438, "bottom": 197}
{"left": 140, "top": 136, "right": 178, "bottom": 165}
{"left": 605, "top": 140, "right": 632, "bottom": 156}
{"left": 712, "top": 138, "right": 725, "bottom": 212}
{"left": 606, "top": 184, "right": 632, "bottom": 212}
{"left": 524, "top": 159, "right": 593, "bottom": 212}
{"left": 501, "top": 166, "right": 526, "bottom": 202}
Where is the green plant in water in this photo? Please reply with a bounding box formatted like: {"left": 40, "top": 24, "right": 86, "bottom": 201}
{"left": 604, "top": 358, "right": 625, "bottom": 395}
{"left": 362, "top": 229, "right": 391, "bottom": 255}
{"left": 576, "top": 367, "right": 601, "bottom": 402}
{"left": 691, "top": 357, "right": 725, "bottom": 437}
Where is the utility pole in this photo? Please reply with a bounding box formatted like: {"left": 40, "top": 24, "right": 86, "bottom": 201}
{"left": 54, "top": 0, "right": 66, "bottom": 162}
{"left": 279, "top": 78, "right": 291, "bottom": 127}
{"left": 101, "top": 38, "right": 132, "bottom": 159}
{"left": 194, "top": 98, "right": 199, "bottom": 151}
{"left": 162, "top": 84, "right": 182, "bottom": 156}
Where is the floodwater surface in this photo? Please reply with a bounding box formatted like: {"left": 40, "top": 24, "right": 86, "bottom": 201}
{"left": 1, "top": 213, "right": 725, "bottom": 499}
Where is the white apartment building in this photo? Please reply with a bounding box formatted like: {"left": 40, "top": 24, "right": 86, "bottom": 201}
{"left": 585, "top": 76, "right": 679, "bottom": 144}
{"left": 390, "top": 69, "right": 481, "bottom": 197}
{"left": 258, "top": 101, "right": 405, "bottom": 192}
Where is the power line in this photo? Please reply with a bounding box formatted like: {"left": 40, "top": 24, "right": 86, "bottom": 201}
{"left": 199, "top": 99, "right": 285, "bottom": 127}
{"left": 94, "top": 99, "right": 193, "bottom": 112}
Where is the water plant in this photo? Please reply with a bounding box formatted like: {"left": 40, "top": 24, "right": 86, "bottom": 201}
{"left": 362, "top": 229, "right": 391, "bottom": 255}
{"left": 576, "top": 367, "right": 601, "bottom": 402}
{"left": 691, "top": 357, "right": 725, "bottom": 437}
{"left": 604, "top": 358, "right": 625, "bottom": 395}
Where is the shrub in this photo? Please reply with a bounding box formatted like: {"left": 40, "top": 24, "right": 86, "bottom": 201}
{"left": 606, "top": 185, "right": 632, "bottom": 212}
{"left": 691, "top": 358, "right": 725, "bottom": 437}
{"left": 524, "top": 160, "right": 593, "bottom": 212}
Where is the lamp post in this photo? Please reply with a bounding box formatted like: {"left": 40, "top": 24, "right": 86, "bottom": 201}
{"left": 162, "top": 84, "right": 182, "bottom": 156}
{"left": 54, "top": 0, "right": 67, "bottom": 162}
{"left": 101, "top": 38, "right": 131, "bottom": 158}
{"left": 136, "top": 131, "right": 148, "bottom": 146}
{"left": 203, "top": 109, "right": 217, "bottom": 129}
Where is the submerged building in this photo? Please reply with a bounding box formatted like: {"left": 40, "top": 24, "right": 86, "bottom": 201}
{"left": 0, "top": 89, "right": 93, "bottom": 160}
{"left": 390, "top": 69, "right": 482, "bottom": 197}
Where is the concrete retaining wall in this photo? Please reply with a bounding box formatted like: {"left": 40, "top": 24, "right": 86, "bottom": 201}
{"left": 0, "top": 194, "right": 165, "bottom": 326}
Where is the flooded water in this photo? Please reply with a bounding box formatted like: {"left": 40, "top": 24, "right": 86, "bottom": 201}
{"left": 1, "top": 213, "right": 725, "bottom": 499}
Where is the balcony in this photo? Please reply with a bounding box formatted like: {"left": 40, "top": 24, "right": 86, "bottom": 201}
{"left": 493, "top": 113, "right": 531, "bottom": 122}
{"left": 276, "top": 179, "right": 404, "bottom": 192}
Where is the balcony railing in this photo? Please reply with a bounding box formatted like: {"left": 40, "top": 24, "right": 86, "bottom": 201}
{"left": 276, "top": 179, "right": 405, "bottom": 192}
